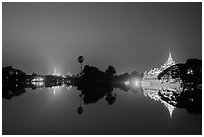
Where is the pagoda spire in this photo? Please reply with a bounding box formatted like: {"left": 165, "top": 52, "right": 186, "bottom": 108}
{"left": 52, "top": 67, "right": 56, "bottom": 75}
{"left": 161, "top": 52, "right": 176, "bottom": 70}
{"left": 54, "top": 67, "right": 56, "bottom": 74}
{"left": 167, "top": 52, "right": 174, "bottom": 63}
{"left": 169, "top": 52, "right": 172, "bottom": 60}
{"left": 52, "top": 67, "right": 60, "bottom": 76}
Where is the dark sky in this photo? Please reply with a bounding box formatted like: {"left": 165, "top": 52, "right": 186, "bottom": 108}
{"left": 2, "top": 2, "right": 202, "bottom": 75}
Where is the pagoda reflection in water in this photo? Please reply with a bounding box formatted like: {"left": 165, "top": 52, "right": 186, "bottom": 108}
{"left": 142, "top": 86, "right": 176, "bottom": 118}
{"left": 142, "top": 52, "right": 178, "bottom": 118}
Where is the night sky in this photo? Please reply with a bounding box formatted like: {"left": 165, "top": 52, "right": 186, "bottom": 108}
{"left": 2, "top": 2, "right": 202, "bottom": 75}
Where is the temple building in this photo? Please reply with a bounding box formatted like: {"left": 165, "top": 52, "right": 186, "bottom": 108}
{"left": 143, "top": 52, "right": 176, "bottom": 79}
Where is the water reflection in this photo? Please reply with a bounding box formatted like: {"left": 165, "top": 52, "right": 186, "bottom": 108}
{"left": 2, "top": 58, "right": 202, "bottom": 117}
{"left": 142, "top": 84, "right": 177, "bottom": 117}
{"left": 2, "top": 75, "right": 201, "bottom": 117}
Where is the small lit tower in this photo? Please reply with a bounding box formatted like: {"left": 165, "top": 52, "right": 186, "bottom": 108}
{"left": 167, "top": 52, "right": 175, "bottom": 66}
{"left": 161, "top": 52, "right": 176, "bottom": 71}
{"left": 53, "top": 67, "right": 56, "bottom": 75}
{"left": 52, "top": 67, "right": 60, "bottom": 76}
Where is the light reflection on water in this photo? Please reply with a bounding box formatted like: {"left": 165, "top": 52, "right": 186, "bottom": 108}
{"left": 2, "top": 80, "right": 201, "bottom": 135}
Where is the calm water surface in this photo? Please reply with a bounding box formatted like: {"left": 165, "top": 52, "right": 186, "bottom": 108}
{"left": 3, "top": 85, "right": 201, "bottom": 135}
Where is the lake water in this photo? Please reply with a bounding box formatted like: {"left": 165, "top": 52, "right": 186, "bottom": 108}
{"left": 2, "top": 81, "right": 202, "bottom": 135}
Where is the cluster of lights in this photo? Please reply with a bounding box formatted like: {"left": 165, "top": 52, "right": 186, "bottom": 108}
{"left": 124, "top": 81, "right": 130, "bottom": 86}
{"left": 31, "top": 81, "right": 44, "bottom": 86}
{"left": 124, "top": 79, "right": 141, "bottom": 88}
{"left": 67, "top": 72, "right": 72, "bottom": 77}
{"left": 50, "top": 85, "right": 72, "bottom": 95}
{"left": 66, "top": 85, "right": 72, "bottom": 90}
{"left": 187, "top": 69, "right": 193, "bottom": 75}
{"left": 135, "top": 80, "right": 139, "bottom": 86}
{"left": 51, "top": 85, "right": 61, "bottom": 95}
{"left": 32, "top": 77, "right": 44, "bottom": 82}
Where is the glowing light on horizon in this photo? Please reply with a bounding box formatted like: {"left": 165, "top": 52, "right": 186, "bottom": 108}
{"left": 124, "top": 78, "right": 141, "bottom": 88}
{"left": 32, "top": 77, "right": 44, "bottom": 82}
{"left": 31, "top": 81, "right": 44, "bottom": 86}
{"left": 132, "top": 78, "right": 141, "bottom": 88}
{"left": 67, "top": 72, "right": 72, "bottom": 77}
{"left": 52, "top": 67, "right": 61, "bottom": 76}
{"left": 31, "top": 77, "right": 44, "bottom": 86}
{"left": 135, "top": 80, "right": 139, "bottom": 86}
{"left": 124, "top": 81, "right": 130, "bottom": 86}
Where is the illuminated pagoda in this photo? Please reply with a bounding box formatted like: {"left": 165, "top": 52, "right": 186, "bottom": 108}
{"left": 160, "top": 52, "right": 176, "bottom": 71}
{"left": 143, "top": 52, "right": 176, "bottom": 79}
{"left": 52, "top": 67, "right": 60, "bottom": 76}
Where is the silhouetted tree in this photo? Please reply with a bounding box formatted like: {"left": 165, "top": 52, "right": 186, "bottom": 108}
{"left": 105, "top": 92, "right": 116, "bottom": 105}
{"left": 77, "top": 107, "right": 83, "bottom": 115}
{"left": 81, "top": 65, "right": 105, "bottom": 82}
{"left": 78, "top": 56, "right": 84, "bottom": 74}
{"left": 3, "top": 81, "right": 26, "bottom": 100}
{"left": 185, "top": 59, "right": 202, "bottom": 84}
{"left": 105, "top": 66, "right": 116, "bottom": 76}
{"left": 77, "top": 92, "right": 84, "bottom": 115}
{"left": 105, "top": 66, "right": 116, "bottom": 82}
{"left": 32, "top": 73, "right": 38, "bottom": 76}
